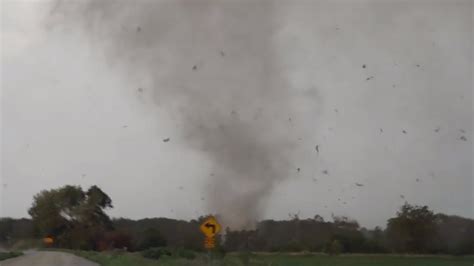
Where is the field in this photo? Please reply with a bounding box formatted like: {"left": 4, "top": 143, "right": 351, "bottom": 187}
{"left": 0, "top": 251, "right": 23, "bottom": 261}
{"left": 70, "top": 250, "right": 474, "bottom": 266}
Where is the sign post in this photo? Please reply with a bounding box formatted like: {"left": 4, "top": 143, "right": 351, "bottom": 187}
{"left": 200, "top": 216, "right": 221, "bottom": 263}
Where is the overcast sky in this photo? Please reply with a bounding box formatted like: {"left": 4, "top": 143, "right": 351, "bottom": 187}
{"left": 1, "top": 0, "right": 472, "bottom": 229}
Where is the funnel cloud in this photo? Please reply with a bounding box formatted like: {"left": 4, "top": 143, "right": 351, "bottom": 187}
{"left": 51, "top": 0, "right": 318, "bottom": 229}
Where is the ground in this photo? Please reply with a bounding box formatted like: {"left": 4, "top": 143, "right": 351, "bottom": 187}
{"left": 1, "top": 250, "right": 473, "bottom": 266}
{"left": 72, "top": 250, "right": 474, "bottom": 266}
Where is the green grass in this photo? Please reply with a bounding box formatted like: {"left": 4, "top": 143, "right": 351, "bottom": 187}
{"left": 0, "top": 251, "right": 23, "bottom": 261}
{"left": 250, "top": 254, "right": 474, "bottom": 266}
{"left": 65, "top": 250, "right": 474, "bottom": 266}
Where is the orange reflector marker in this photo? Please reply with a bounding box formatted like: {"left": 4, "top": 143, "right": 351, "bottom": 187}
{"left": 43, "top": 237, "right": 54, "bottom": 245}
{"left": 204, "top": 236, "right": 216, "bottom": 249}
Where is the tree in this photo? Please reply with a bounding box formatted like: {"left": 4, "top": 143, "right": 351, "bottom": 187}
{"left": 325, "top": 239, "right": 343, "bottom": 255}
{"left": 28, "top": 185, "right": 113, "bottom": 249}
{"left": 386, "top": 203, "right": 436, "bottom": 253}
{"left": 137, "top": 228, "right": 167, "bottom": 250}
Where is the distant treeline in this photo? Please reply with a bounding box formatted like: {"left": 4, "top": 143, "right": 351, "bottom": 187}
{"left": 1, "top": 209, "right": 473, "bottom": 255}
{"left": 0, "top": 185, "right": 473, "bottom": 255}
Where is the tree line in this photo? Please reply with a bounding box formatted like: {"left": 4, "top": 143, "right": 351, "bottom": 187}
{"left": 0, "top": 185, "right": 472, "bottom": 255}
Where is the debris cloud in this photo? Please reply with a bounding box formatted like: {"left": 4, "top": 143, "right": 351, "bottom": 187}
{"left": 51, "top": 0, "right": 317, "bottom": 229}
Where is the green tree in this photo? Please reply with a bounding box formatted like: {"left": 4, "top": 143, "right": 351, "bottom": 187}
{"left": 386, "top": 203, "right": 436, "bottom": 253}
{"left": 28, "top": 185, "right": 113, "bottom": 249}
{"left": 137, "top": 228, "right": 167, "bottom": 250}
{"left": 325, "top": 239, "right": 343, "bottom": 255}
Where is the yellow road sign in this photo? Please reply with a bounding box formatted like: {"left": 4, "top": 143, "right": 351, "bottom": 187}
{"left": 200, "top": 216, "right": 221, "bottom": 237}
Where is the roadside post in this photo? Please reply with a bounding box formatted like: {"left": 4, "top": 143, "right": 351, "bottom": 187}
{"left": 200, "top": 216, "right": 221, "bottom": 264}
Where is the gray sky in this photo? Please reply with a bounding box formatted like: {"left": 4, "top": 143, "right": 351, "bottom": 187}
{"left": 1, "top": 0, "right": 473, "bottom": 229}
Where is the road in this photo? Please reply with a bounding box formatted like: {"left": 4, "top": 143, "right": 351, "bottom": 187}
{"left": 1, "top": 251, "right": 99, "bottom": 266}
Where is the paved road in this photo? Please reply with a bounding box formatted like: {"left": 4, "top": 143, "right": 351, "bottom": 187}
{"left": 1, "top": 251, "right": 99, "bottom": 266}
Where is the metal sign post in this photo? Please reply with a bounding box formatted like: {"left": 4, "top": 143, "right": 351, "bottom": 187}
{"left": 200, "top": 216, "right": 222, "bottom": 265}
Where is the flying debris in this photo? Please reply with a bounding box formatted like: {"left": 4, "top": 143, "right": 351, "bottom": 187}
{"left": 122, "top": 125, "right": 128, "bottom": 128}
{"left": 402, "top": 130, "right": 407, "bottom": 134}
{"left": 366, "top": 76, "right": 374, "bottom": 81}
{"left": 380, "top": 128, "right": 383, "bottom": 133}
{"left": 334, "top": 108, "right": 339, "bottom": 113}
{"left": 416, "top": 178, "right": 420, "bottom": 182}
{"left": 297, "top": 168, "right": 301, "bottom": 173}
{"left": 416, "top": 64, "right": 420, "bottom": 67}
{"left": 362, "top": 64, "right": 366, "bottom": 69}
{"left": 136, "top": 26, "right": 141, "bottom": 32}
{"left": 163, "top": 138, "right": 170, "bottom": 142}
{"left": 137, "top": 87, "right": 144, "bottom": 93}
{"left": 178, "top": 186, "right": 184, "bottom": 190}
{"left": 192, "top": 65, "right": 197, "bottom": 71}
{"left": 315, "top": 145, "right": 319, "bottom": 153}
{"left": 355, "top": 183, "right": 364, "bottom": 187}
{"left": 434, "top": 127, "right": 440, "bottom": 133}
{"left": 400, "top": 195, "right": 405, "bottom": 199}
{"left": 460, "top": 136, "right": 467, "bottom": 141}
{"left": 220, "top": 50, "right": 225, "bottom": 57}
{"left": 460, "top": 129, "right": 466, "bottom": 133}
{"left": 322, "top": 170, "right": 329, "bottom": 175}
{"left": 312, "top": 178, "right": 317, "bottom": 182}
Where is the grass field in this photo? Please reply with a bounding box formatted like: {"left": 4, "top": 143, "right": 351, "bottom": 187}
{"left": 69, "top": 250, "right": 474, "bottom": 266}
{"left": 0, "top": 251, "right": 23, "bottom": 261}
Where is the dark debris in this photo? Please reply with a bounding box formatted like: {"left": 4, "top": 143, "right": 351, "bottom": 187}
{"left": 163, "top": 138, "right": 170, "bottom": 142}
